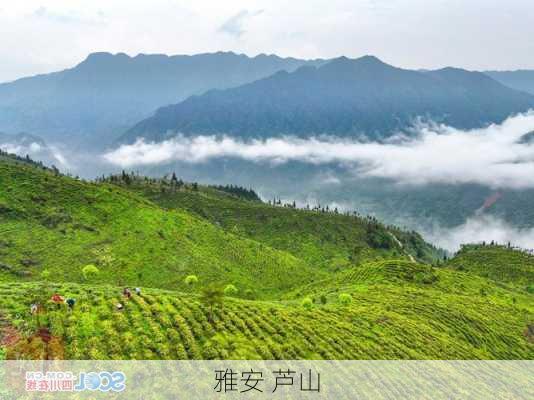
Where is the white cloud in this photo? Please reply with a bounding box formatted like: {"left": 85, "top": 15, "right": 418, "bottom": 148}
{"left": 424, "top": 215, "right": 534, "bottom": 252}
{"left": 31, "top": 6, "right": 106, "bottom": 26}
{"left": 2, "top": 1, "right": 534, "bottom": 82}
{"left": 218, "top": 9, "right": 264, "bottom": 38}
{"left": 104, "top": 111, "right": 534, "bottom": 189}
{"left": 0, "top": 141, "right": 70, "bottom": 169}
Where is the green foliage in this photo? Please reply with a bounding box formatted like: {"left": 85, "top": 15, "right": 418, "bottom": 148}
{"left": 446, "top": 244, "right": 534, "bottom": 287}
{"left": 120, "top": 174, "right": 441, "bottom": 271}
{"left": 223, "top": 284, "right": 238, "bottom": 296}
{"left": 301, "top": 297, "right": 313, "bottom": 309}
{"left": 40, "top": 269, "right": 51, "bottom": 281}
{"left": 82, "top": 265, "right": 99, "bottom": 281}
{"left": 0, "top": 160, "right": 318, "bottom": 299}
{"left": 0, "top": 273, "right": 532, "bottom": 360}
{"left": 184, "top": 275, "right": 198, "bottom": 286}
{"left": 200, "top": 285, "right": 225, "bottom": 322}
{"left": 0, "top": 159, "right": 532, "bottom": 361}
{"left": 338, "top": 293, "right": 352, "bottom": 305}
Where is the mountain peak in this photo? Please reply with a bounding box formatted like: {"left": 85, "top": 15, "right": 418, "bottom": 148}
{"left": 318, "top": 55, "right": 394, "bottom": 76}
{"left": 78, "top": 52, "right": 131, "bottom": 67}
{"left": 356, "top": 55, "right": 386, "bottom": 64}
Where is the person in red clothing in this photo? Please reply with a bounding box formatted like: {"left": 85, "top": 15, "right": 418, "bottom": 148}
{"left": 51, "top": 294, "right": 64, "bottom": 309}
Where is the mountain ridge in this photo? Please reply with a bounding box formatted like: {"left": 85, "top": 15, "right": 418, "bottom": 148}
{"left": 0, "top": 51, "right": 324, "bottom": 147}
{"left": 120, "top": 55, "right": 534, "bottom": 143}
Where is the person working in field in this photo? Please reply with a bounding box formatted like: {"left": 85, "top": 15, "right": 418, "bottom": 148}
{"left": 51, "top": 294, "right": 64, "bottom": 309}
{"left": 66, "top": 298, "right": 76, "bottom": 312}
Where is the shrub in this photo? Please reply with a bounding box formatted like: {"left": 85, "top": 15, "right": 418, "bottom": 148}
{"left": 413, "top": 271, "right": 438, "bottom": 284}
{"left": 320, "top": 295, "right": 327, "bottom": 305}
{"left": 82, "top": 264, "right": 99, "bottom": 281}
{"left": 223, "top": 284, "right": 238, "bottom": 296}
{"left": 301, "top": 297, "right": 313, "bottom": 309}
{"left": 201, "top": 285, "right": 224, "bottom": 322}
{"left": 184, "top": 275, "right": 198, "bottom": 286}
{"left": 338, "top": 293, "right": 352, "bottom": 305}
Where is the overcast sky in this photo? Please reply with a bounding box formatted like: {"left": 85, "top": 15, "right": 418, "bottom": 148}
{"left": 1, "top": 0, "right": 533, "bottom": 83}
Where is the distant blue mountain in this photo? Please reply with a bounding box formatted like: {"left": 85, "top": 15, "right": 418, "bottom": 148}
{"left": 121, "top": 56, "right": 534, "bottom": 143}
{"left": 0, "top": 52, "right": 322, "bottom": 146}
{"left": 485, "top": 70, "right": 534, "bottom": 95}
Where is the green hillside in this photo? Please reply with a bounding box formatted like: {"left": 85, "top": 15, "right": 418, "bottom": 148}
{"left": 446, "top": 244, "right": 534, "bottom": 288}
{"left": 0, "top": 157, "right": 320, "bottom": 298}
{"left": 1, "top": 261, "right": 531, "bottom": 360}
{"left": 0, "top": 157, "right": 532, "bottom": 360}
{"left": 104, "top": 174, "right": 441, "bottom": 269}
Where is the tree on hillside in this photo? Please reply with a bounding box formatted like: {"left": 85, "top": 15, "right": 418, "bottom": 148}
{"left": 82, "top": 264, "right": 100, "bottom": 282}
{"left": 338, "top": 293, "right": 352, "bottom": 305}
{"left": 121, "top": 170, "right": 131, "bottom": 185}
{"left": 184, "top": 275, "right": 199, "bottom": 287}
{"left": 223, "top": 284, "right": 238, "bottom": 297}
{"left": 201, "top": 285, "right": 224, "bottom": 323}
{"left": 171, "top": 172, "right": 178, "bottom": 193}
{"left": 301, "top": 297, "right": 313, "bottom": 310}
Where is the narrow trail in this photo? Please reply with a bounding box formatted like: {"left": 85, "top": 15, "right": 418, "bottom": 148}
{"left": 388, "top": 232, "right": 416, "bottom": 262}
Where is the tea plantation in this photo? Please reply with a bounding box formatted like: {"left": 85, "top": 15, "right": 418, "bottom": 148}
{"left": 0, "top": 154, "right": 532, "bottom": 360}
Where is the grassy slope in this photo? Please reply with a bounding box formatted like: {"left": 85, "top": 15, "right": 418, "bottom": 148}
{"left": 1, "top": 272, "right": 531, "bottom": 360}
{"left": 0, "top": 158, "right": 532, "bottom": 360}
{"left": 117, "top": 178, "right": 441, "bottom": 270}
{"left": 445, "top": 244, "right": 534, "bottom": 287}
{"left": 0, "top": 159, "right": 321, "bottom": 298}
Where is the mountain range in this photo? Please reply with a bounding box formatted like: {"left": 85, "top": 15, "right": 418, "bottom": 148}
{"left": 122, "top": 55, "right": 534, "bottom": 142}
{"left": 1, "top": 52, "right": 534, "bottom": 148}
{"left": 0, "top": 52, "right": 322, "bottom": 146}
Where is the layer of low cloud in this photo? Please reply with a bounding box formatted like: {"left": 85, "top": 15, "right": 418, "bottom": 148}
{"left": 425, "top": 215, "right": 534, "bottom": 252}
{"left": 104, "top": 111, "right": 534, "bottom": 189}
{"left": 0, "top": 141, "right": 70, "bottom": 169}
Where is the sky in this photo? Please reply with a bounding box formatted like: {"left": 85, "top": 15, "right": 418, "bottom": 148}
{"left": 1, "top": 0, "right": 534, "bottom": 83}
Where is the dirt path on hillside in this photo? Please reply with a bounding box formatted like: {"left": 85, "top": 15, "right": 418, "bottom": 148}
{"left": 388, "top": 232, "right": 416, "bottom": 262}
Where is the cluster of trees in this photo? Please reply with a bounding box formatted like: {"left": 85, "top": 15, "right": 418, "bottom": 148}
{"left": 269, "top": 198, "right": 343, "bottom": 214}
{"left": 0, "top": 149, "right": 52, "bottom": 172}
{"left": 98, "top": 171, "right": 200, "bottom": 193}
{"left": 460, "top": 242, "right": 534, "bottom": 256}
{"left": 209, "top": 184, "right": 260, "bottom": 202}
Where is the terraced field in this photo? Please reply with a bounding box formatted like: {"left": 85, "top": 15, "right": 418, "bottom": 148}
{"left": 0, "top": 155, "right": 532, "bottom": 360}
{"left": 1, "top": 259, "right": 532, "bottom": 360}
{"left": 111, "top": 175, "right": 442, "bottom": 267}
{"left": 446, "top": 244, "right": 534, "bottom": 287}
{"left": 0, "top": 158, "right": 322, "bottom": 298}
